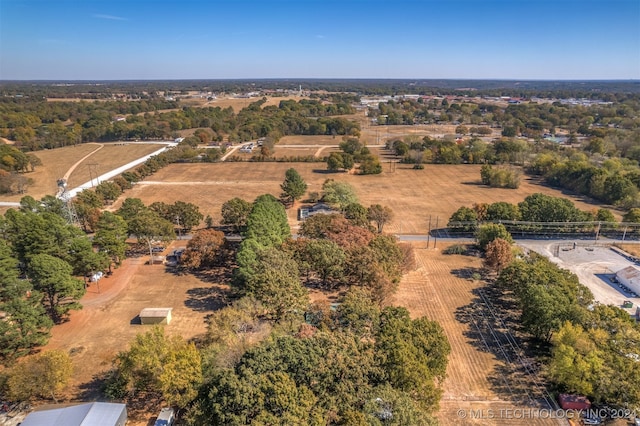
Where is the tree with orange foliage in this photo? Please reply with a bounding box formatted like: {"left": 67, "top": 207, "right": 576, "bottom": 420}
{"left": 483, "top": 238, "right": 514, "bottom": 272}
{"left": 181, "top": 228, "right": 225, "bottom": 269}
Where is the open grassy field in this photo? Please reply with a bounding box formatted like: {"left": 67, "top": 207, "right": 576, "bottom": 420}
{"left": 112, "top": 162, "right": 615, "bottom": 233}
{"left": 205, "top": 95, "right": 308, "bottom": 112}
{"left": 394, "top": 246, "right": 560, "bottom": 425}
{"left": 278, "top": 135, "right": 345, "bottom": 145}
{"left": 0, "top": 143, "right": 165, "bottom": 202}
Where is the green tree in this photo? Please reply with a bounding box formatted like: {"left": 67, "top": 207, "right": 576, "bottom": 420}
{"left": 243, "top": 247, "right": 308, "bottom": 320}
{"left": 28, "top": 253, "right": 85, "bottom": 322}
{"left": 221, "top": 197, "right": 252, "bottom": 233}
{"left": 623, "top": 208, "right": 640, "bottom": 223}
{"left": 280, "top": 168, "right": 308, "bottom": 204}
{"left": 114, "top": 326, "right": 202, "bottom": 408}
{"left": 0, "top": 243, "right": 53, "bottom": 361}
{"left": 334, "top": 287, "right": 381, "bottom": 338}
{"left": 322, "top": 180, "right": 358, "bottom": 211}
{"left": 93, "top": 211, "right": 128, "bottom": 271}
{"left": 116, "top": 197, "right": 147, "bottom": 222}
{"left": 6, "top": 350, "right": 73, "bottom": 402}
{"left": 485, "top": 202, "right": 521, "bottom": 221}
{"left": 548, "top": 322, "right": 603, "bottom": 396}
{"left": 171, "top": 200, "right": 203, "bottom": 232}
{"left": 518, "top": 193, "right": 586, "bottom": 222}
{"left": 447, "top": 206, "right": 477, "bottom": 232}
{"left": 128, "top": 210, "right": 176, "bottom": 260}
{"left": 304, "top": 239, "right": 346, "bottom": 286}
{"left": 375, "top": 307, "right": 450, "bottom": 411}
{"left": 344, "top": 203, "right": 370, "bottom": 227}
{"left": 475, "top": 223, "right": 513, "bottom": 251}
{"left": 244, "top": 195, "right": 290, "bottom": 247}
{"left": 95, "top": 181, "right": 122, "bottom": 204}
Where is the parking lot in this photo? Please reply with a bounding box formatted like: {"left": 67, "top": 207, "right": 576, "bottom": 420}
{"left": 517, "top": 241, "right": 640, "bottom": 316}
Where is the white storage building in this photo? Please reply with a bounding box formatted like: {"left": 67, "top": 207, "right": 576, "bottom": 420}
{"left": 21, "top": 402, "right": 127, "bottom": 426}
{"left": 615, "top": 266, "right": 640, "bottom": 296}
{"left": 140, "top": 307, "right": 173, "bottom": 325}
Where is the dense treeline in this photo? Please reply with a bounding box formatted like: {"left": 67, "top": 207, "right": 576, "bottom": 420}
{"left": 495, "top": 254, "right": 640, "bottom": 410}
{"left": 2, "top": 80, "right": 638, "bottom": 99}
{"left": 447, "top": 193, "right": 618, "bottom": 235}
{"left": 0, "top": 96, "right": 358, "bottom": 150}
{"left": 453, "top": 221, "right": 640, "bottom": 410}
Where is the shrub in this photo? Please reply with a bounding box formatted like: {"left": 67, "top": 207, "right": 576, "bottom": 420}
{"left": 443, "top": 244, "right": 467, "bottom": 255}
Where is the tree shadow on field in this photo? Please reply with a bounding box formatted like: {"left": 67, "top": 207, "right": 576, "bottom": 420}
{"left": 450, "top": 267, "right": 483, "bottom": 280}
{"left": 454, "top": 284, "right": 549, "bottom": 404}
{"left": 184, "top": 287, "right": 229, "bottom": 313}
{"left": 312, "top": 169, "right": 346, "bottom": 174}
{"left": 461, "top": 180, "right": 483, "bottom": 185}
{"left": 76, "top": 372, "right": 109, "bottom": 401}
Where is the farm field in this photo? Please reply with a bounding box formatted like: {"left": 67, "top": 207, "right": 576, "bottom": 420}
{"left": 111, "top": 162, "right": 615, "bottom": 233}
{"left": 0, "top": 143, "right": 165, "bottom": 202}
{"left": 205, "top": 95, "right": 308, "bottom": 112}
{"left": 394, "top": 246, "right": 561, "bottom": 425}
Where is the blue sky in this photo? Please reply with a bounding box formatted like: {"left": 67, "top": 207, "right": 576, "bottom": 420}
{"left": 1, "top": 0, "right": 639, "bottom": 80}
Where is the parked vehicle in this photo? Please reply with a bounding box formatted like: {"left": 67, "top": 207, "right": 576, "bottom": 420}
{"left": 154, "top": 407, "right": 175, "bottom": 426}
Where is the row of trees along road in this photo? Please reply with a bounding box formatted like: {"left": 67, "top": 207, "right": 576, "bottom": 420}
{"left": 104, "top": 170, "right": 449, "bottom": 423}
{"left": 457, "top": 222, "right": 640, "bottom": 411}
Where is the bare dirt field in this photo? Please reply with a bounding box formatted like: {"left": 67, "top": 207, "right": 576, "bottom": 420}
{"left": 41, "top": 240, "right": 229, "bottom": 424}
{"left": 112, "top": 162, "right": 613, "bottom": 234}
{"left": 394, "top": 245, "right": 562, "bottom": 425}
{"left": 0, "top": 143, "right": 165, "bottom": 202}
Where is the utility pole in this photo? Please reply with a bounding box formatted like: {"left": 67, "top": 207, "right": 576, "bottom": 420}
{"left": 434, "top": 216, "right": 439, "bottom": 249}
{"left": 427, "top": 215, "right": 432, "bottom": 248}
{"left": 88, "top": 163, "right": 99, "bottom": 187}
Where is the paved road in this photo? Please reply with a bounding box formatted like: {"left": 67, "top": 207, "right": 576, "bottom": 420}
{"left": 63, "top": 142, "right": 177, "bottom": 198}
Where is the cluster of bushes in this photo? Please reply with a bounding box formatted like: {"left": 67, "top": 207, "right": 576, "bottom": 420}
{"left": 480, "top": 164, "right": 521, "bottom": 188}
{"left": 326, "top": 138, "right": 382, "bottom": 174}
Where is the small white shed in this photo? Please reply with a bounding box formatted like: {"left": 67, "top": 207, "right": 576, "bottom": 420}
{"left": 139, "top": 308, "right": 172, "bottom": 325}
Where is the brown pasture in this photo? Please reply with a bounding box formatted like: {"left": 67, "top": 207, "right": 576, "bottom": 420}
{"left": 278, "top": 135, "right": 345, "bottom": 146}
{"left": 0, "top": 143, "right": 165, "bottom": 202}
{"left": 394, "top": 246, "right": 559, "bottom": 425}
{"left": 205, "top": 95, "right": 308, "bottom": 113}
{"left": 112, "top": 162, "right": 613, "bottom": 233}
{"left": 65, "top": 143, "right": 164, "bottom": 188}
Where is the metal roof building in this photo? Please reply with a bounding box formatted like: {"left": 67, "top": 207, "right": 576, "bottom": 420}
{"left": 21, "top": 402, "right": 127, "bottom": 426}
{"left": 140, "top": 307, "right": 173, "bottom": 325}
{"left": 616, "top": 265, "right": 640, "bottom": 296}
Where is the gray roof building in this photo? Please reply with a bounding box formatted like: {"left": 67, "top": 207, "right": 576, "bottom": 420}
{"left": 20, "top": 402, "right": 127, "bottom": 426}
